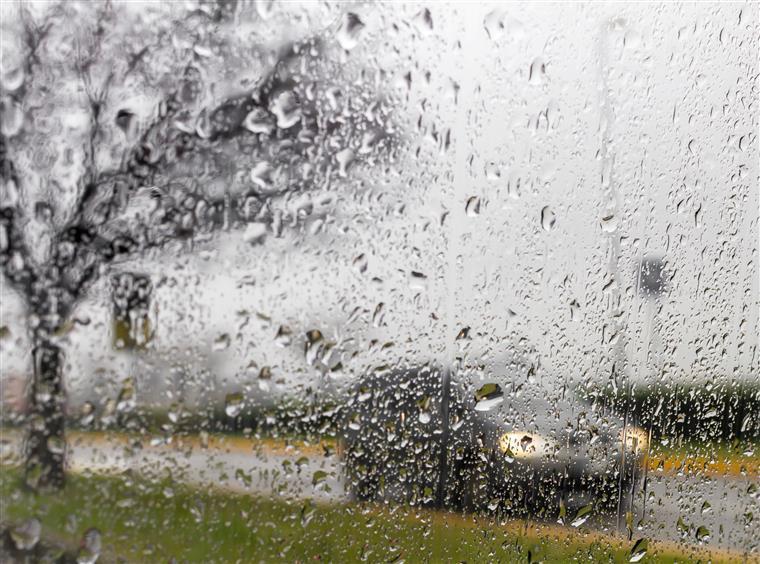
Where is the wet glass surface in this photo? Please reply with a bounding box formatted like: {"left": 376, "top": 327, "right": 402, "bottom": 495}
{"left": 1, "top": 2, "right": 758, "bottom": 562}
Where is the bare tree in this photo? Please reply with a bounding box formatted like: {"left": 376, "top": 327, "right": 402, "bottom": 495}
{"left": 0, "top": 1, "right": 392, "bottom": 489}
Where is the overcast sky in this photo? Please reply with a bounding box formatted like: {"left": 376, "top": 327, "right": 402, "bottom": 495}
{"left": 1, "top": 2, "right": 757, "bottom": 408}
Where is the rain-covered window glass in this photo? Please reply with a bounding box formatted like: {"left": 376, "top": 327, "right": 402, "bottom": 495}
{"left": 1, "top": 2, "right": 757, "bottom": 562}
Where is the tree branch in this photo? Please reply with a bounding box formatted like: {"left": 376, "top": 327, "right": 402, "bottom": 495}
{"left": 47, "top": 34, "right": 394, "bottom": 307}
{"left": 0, "top": 136, "right": 38, "bottom": 296}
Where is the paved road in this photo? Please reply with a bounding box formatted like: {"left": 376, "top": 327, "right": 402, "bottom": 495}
{"left": 2, "top": 432, "right": 757, "bottom": 556}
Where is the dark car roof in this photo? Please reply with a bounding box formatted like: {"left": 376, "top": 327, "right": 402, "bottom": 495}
{"left": 344, "top": 362, "right": 626, "bottom": 442}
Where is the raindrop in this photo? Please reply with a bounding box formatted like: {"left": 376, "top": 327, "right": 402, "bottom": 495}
{"left": 1, "top": 64, "right": 24, "bottom": 91}
{"left": 76, "top": 528, "right": 102, "bottom": 564}
{"left": 483, "top": 10, "right": 506, "bottom": 41}
{"left": 571, "top": 503, "right": 593, "bottom": 527}
{"left": 541, "top": 206, "right": 556, "bottom": 231}
{"left": 600, "top": 213, "right": 618, "bottom": 233}
{"left": 412, "top": 8, "right": 434, "bottom": 35}
{"left": 225, "top": 392, "right": 244, "bottom": 417}
{"left": 1, "top": 96, "right": 24, "bottom": 136}
{"left": 213, "top": 333, "right": 231, "bottom": 351}
{"left": 255, "top": 0, "right": 275, "bottom": 20}
{"left": 456, "top": 326, "right": 470, "bottom": 340}
{"left": 701, "top": 501, "right": 712, "bottom": 515}
{"left": 336, "top": 148, "right": 355, "bottom": 177}
{"left": 677, "top": 516, "right": 689, "bottom": 536}
{"left": 695, "top": 525, "right": 710, "bottom": 542}
{"left": 115, "top": 109, "right": 136, "bottom": 136}
{"left": 269, "top": 90, "right": 301, "bottom": 129}
{"left": 529, "top": 57, "right": 546, "bottom": 85}
{"left": 47, "top": 435, "right": 65, "bottom": 455}
{"left": 418, "top": 396, "right": 432, "bottom": 424}
{"left": 80, "top": 401, "right": 95, "bottom": 426}
{"left": 116, "top": 379, "right": 136, "bottom": 413}
{"left": 243, "top": 108, "right": 275, "bottom": 135}
{"left": 465, "top": 196, "right": 480, "bottom": 217}
{"left": 484, "top": 162, "right": 501, "bottom": 180}
{"left": 10, "top": 518, "right": 41, "bottom": 551}
{"left": 243, "top": 222, "right": 267, "bottom": 245}
{"left": 301, "top": 500, "right": 316, "bottom": 527}
{"left": 336, "top": 13, "right": 365, "bottom": 51}
{"left": 474, "top": 383, "right": 504, "bottom": 412}
{"left": 312, "top": 470, "right": 328, "bottom": 486}
{"left": 275, "top": 325, "right": 292, "bottom": 347}
{"left": 628, "top": 538, "right": 648, "bottom": 562}
{"left": 250, "top": 161, "right": 275, "bottom": 190}
{"left": 353, "top": 253, "right": 368, "bottom": 273}
{"left": 34, "top": 201, "right": 54, "bottom": 222}
{"left": 372, "top": 302, "right": 384, "bottom": 327}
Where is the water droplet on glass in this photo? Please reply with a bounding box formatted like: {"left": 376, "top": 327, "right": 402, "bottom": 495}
{"left": 484, "top": 162, "right": 501, "bottom": 180}
{"left": 465, "top": 196, "right": 481, "bottom": 217}
{"left": 312, "top": 470, "right": 328, "bottom": 486}
{"left": 269, "top": 90, "right": 301, "bottom": 129}
{"left": 225, "top": 392, "right": 244, "bottom": 417}
{"left": 628, "top": 538, "right": 648, "bottom": 562}
{"left": 10, "top": 518, "right": 41, "bottom": 551}
{"left": 115, "top": 109, "right": 136, "bottom": 136}
{"left": 336, "top": 148, "right": 355, "bottom": 177}
{"left": 483, "top": 10, "right": 506, "bottom": 41}
{"left": 250, "top": 161, "right": 275, "bottom": 190}
{"left": 116, "top": 379, "right": 136, "bottom": 413}
{"left": 541, "top": 206, "right": 556, "bottom": 231}
{"left": 255, "top": 0, "right": 275, "bottom": 20}
{"left": 243, "top": 108, "right": 275, "bottom": 135}
{"left": 76, "top": 528, "right": 102, "bottom": 564}
{"left": 353, "top": 253, "right": 368, "bottom": 273}
{"left": 529, "top": 57, "right": 546, "bottom": 85}
{"left": 1, "top": 64, "right": 24, "bottom": 91}
{"left": 275, "top": 325, "right": 292, "bottom": 347}
{"left": 600, "top": 213, "right": 618, "bottom": 233}
{"left": 213, "top": 333, "right": 231, "bottom": 351}
{"left": 1, "top": 96, "right": 24, "bottom": 136}
{"left": 474, "top": 383, "right": 504, "bottom": 412}
{"left": 412, "top": 8, "right": 434, "bottom": 35}
{"left": 80, "top": 401, "right": 95, "bottom": 426}
{"left": 47, "top": 435, "right": 65, "bottom": 455}
{"left": 336, "top": 12, "right": 365, "bottom": 51}
{"left": 243, "top": 222, "right": 267, "bottom": 245}
{"left": 571, "top": 503, "right": 593, "bottom": 527}
{"left": 34, "top": 201, "right": 54, "bottom": 222}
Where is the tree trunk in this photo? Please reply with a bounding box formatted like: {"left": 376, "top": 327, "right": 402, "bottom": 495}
{"left": 24, "top": 340, "right": 66, "bottom": 490}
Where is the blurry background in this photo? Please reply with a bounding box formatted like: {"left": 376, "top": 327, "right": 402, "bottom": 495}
{"left": 3, "top": 2, "right": 756, "bottom": 416}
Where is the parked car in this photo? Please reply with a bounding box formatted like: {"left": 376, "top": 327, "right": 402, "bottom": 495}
{"left": 340, "top": 359, "right": 647, "bottom": 519}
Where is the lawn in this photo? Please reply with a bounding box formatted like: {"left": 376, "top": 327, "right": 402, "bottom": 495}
{"left": 0, "top": 467, "right": 737, "bottom": 563}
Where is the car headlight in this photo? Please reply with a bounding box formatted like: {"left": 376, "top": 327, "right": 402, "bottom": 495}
{"left": 619, "top": 426, "right": 649, "bottom": 454}
{"left": 498, "top": 432, "right": 553, "bottom": 460}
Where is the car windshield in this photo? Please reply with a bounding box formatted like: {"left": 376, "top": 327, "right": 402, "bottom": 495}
{"left": 1, "top": 2, "right": 757, "bottom": 562}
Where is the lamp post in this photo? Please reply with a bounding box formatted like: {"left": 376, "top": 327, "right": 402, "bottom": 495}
{"left": 634, "top": 254, "right": 667, "bottom": 523}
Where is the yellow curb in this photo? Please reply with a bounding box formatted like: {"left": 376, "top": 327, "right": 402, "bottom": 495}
{"left": 3, "top": 427, "right": 756, "bottom": 479}
{"left": 66, "top": 430, "right": 333, "bottom": 458}
{"left": 647, "top": 451, "right": 759, "bottom": 479}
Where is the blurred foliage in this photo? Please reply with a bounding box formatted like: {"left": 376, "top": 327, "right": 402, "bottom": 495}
{"left": 0, "top": 467, "right": 730, "bottom": 563}
{"left": 583, "top": 381, "right": 759, "bottom": 445}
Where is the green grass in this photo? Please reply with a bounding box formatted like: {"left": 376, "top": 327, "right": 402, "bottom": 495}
{"left": 0, "top": 467, "right": 733, "bottom": 563}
